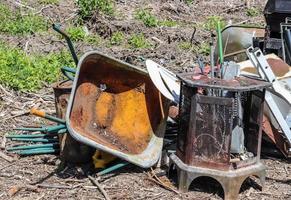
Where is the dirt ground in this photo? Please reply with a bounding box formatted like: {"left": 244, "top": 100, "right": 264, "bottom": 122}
{"left": 0, "top": 0, "right": 291, "bottom": 199}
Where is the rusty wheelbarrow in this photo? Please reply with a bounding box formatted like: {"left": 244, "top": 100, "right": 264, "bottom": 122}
{"left": 66, "top": 51, "right": 170, "bottom": 168}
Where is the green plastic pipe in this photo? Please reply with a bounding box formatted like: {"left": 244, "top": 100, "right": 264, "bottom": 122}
{"left": 217, "top": 21, "right": 224, "bottom": 65}
{"left": 17, "top": 148, "right": 60, "bottom": 155}
{"left": 97, "top": 162, "right": 129, "bottom": 176}
{"left": 10, "top": 138, "right": 59, "bottom": 143}
{"left": 7, "top": 143, "right": 59, "bottom": 151}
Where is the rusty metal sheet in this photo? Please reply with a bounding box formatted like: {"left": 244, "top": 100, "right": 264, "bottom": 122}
{"left": 66, "top": 51, "right": 170, "bottom": 168}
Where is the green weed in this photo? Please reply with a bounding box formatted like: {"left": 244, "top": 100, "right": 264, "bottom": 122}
{"left": 110, "top": 31, "right": 124, "bottom": 45}
{"left": 135, "top": 9, "right": 158, "bottom": 27}
{"left": 185, "top": 0, "right": 194, "bottom": 5}
{"left": 198, "top": 42, "right": 210, "bottom": 55}
{"left": 38, "top": 0, "right": 59, "bottom": 5}
{"left": 0, "top": 4, "right": 47, "bottom": 35}
{"left": 178, "top": 42, "right": 192, "bottom": 50}
{"left": 158, "top": 20, "right": 178, "bottom": 27}
{"left": 0, "top": 43, "right": 74, "bottom": 91}
{"left": 66, "top": 26, "right": 86, "bottom": 41}
{"left": 85, "top": 35, "right": 102, "bottom": 45}
{"left": 246, "top": 7, "right": 260, "bottom": 17}
{"left": 203, "top": 16, "right": 226, "bottom": 31}
{"left": 77, "top": 0, "right": 114, "bottom": 18}
{"left": 128, "top": 34, "right": 151, "bottom": 49}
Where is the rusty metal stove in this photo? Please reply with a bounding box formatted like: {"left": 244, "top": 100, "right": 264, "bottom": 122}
{"left": 169, "top": 74, "right": 271, "bottom": 200}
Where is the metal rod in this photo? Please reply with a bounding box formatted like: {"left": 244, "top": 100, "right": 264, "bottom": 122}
{"left": 14, "top": 124, "right": 66, "bottom": 133}
{"left": 17, "top": 148, "right": 60, "bottom": 155}
{"left": 53, "top": 24, "right": 78, "bottom": 66}
{"left": 6, "top": 134, "right": 52, "bottom": 138}
{"left": 97, "top": 162, "right": 129, "bottom": 176}
{"left": 30, "top": 108, "right": 66, "bottom": 124}
{"left": 10, "top": 138, "right": 59, "bottom": 143}
{"left": 7, "top": 143, "right": 59, "bottom": 151}
{"left": 210, "top": 38, "right": 215, "bottom": 78}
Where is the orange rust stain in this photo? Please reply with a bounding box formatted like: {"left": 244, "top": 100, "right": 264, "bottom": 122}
{"left": 95, "top": 92, "right": 114, "bottom": 127}
{"left": 109, "top": 87, "right": 151, "bottom": 147}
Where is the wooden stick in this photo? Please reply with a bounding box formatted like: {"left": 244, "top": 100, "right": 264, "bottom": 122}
{"left": 88, "top": 175, "right": 111, "bottom": 200}
{"left": 0, "top": 151, "right": 14, "bottom": 162}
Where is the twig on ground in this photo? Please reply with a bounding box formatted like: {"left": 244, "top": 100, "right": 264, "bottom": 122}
{"left": 88, "top": 175, "right": 111, "bottom": 200}
{"left": 0, "top": 151, "right": 14, "bottom": 162}
{"left": 37, "top": 183, "right": 73, "bottom": 189}
{"left": 147, "top": 168, "right": 179, "bottom": 194}
{"left": 1, "top": 134, "right": 7, "bottom": 149}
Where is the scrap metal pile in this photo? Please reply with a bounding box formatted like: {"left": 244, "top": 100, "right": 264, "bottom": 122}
{"left": 3, "top": 1, "right": 291, "bottom": 199}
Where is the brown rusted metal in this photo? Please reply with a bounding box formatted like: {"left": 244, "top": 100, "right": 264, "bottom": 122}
{"left": 52, "top": 80, "right": 94, "bottom": 164}
{"left": 176, "top": 74, "right": 270, "bottom": 170}
{"left": 262, "top": 115, "right": 291, "bottom": 157}
{"left": 170, "top": 74, "right": 269, "bottom": 199}
{"left": 68, "top": 52, "right": 169, "bottom": 161}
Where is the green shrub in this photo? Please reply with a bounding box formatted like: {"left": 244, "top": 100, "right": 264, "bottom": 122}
{"left": 67, "top": 26, "right": 86, "bottom": 41}
{"left": 135, "top": 9, "right": 158, "bottom": 27}
{"left": 85, "top": 35, "right": 102, "bottom": 45}
{"left": 77, "top": 0, "right": 114, "bottom": 18}
{"left": 128, "top": 34, "right": 151, "bottom": 49}
{"left": 0, "top": 4, "right": 47, "bottom": 35}
{"left": 0, "top": 43, "right": 74, "bottom": 91}
{"left": 110, "top": 31, "right": 124, "bottom": 45}
{"left": 203, "top": 16, "right": 226, "bottom": 31}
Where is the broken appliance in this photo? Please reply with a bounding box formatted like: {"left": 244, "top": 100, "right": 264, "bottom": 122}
{"left": 169, "top": 73, "right": 270, "bottom": 200}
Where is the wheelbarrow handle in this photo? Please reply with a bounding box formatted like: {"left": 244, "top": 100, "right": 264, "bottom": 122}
{"left": 61, "top": 66, "right": 76, "bottom": 81}
{"left": 52, "top": 24, "right": 78, "bottom": 66}
{"left": 30, "top": 108, "right": 66, "bottom": 124}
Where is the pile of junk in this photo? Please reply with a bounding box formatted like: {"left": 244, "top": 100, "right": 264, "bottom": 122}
{"left": 4, "top": 0, "right": 291, "bottom": 199}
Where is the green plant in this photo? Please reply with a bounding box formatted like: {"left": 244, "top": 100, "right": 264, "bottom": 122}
{"left": 135, "top": 9, "right": 158, "bottom": 27}
{"left": 203, "top": 16, "right": 226, "bottom": 31}
{"left": 77, "top": 0, "right": 114, "bottom": 18}
{"left": 198, "top": 42, "right": 210, "bottom": 55}
{"left": 85, "top": 35, "right": 102, "bottom": 45}
{"left": 110, "top": 31, "right": 124, "bottom": 45}
{"left": 158, "top": 20, "right": 178, "bottom": 27}
{"left": 246, "top": 7, "right": 260, "bottom": 17}
{"left": 0, "top": 4, "right": 47, "bottom": 35}
{"left": 38, "top": 0, "right": 59, "bottom": 4}
{"left": 67, "top": 26, "right": 86, "bottom": 41}
{"left": 0, "top": 43, "right": 74, "bottom": 91}
{"left": 128, "top": 34, "right": 151, "bottom": 49}
{"left": 185, "top": 0, "right": 194, "bottom": 5}
{"left": 178, "top": 42, "right": 192, "bottom": 50}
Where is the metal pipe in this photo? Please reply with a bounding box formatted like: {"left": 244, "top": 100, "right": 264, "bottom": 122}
{"left": 10, "top": 138, "right": 59, "bottom": 143}
{"left": 97, "top": 162, "right": 129, "bottom": 176}
{"left": 14, "top": 124, "right": 66, "bottom": 133}
{"left": 53, "top": 24, "right": 78, "bottom": 66}
{"left": 61, "top": 66, "right": 76, "bottom": 81}
{"left": 17, "top": 148, "right": 60, "bottom": 155}
{"left": 7, "top": 143, "right": 59, "bottom": 151}
{"left": 210, "top": 35, "right": 215, "bottom": 78}
{"left": 30, "top": 108, "right": 66, "bottom": 124}
{"left": 6, "top": 134, "right": 49, "bottom": 138}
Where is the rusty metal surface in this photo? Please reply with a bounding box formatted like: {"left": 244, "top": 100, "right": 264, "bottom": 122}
{"left": 177, "top": 74, "right": 271, "bottom": 91}
{"left": 262, "top": 115, "right": 291, "bottom": 157}
{"left": 66, "top": 51, "right": 169, "bottom": 168}
{"left": 52, "top": 80, "right": 94, "bottom": 164}
{"left": 169, "top": 153, "right": 266, "bottom": 200}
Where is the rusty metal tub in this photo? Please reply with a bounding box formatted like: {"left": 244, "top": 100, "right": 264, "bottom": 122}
{"left": 66, "top": 51, "right": 169, "bottom": 168}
